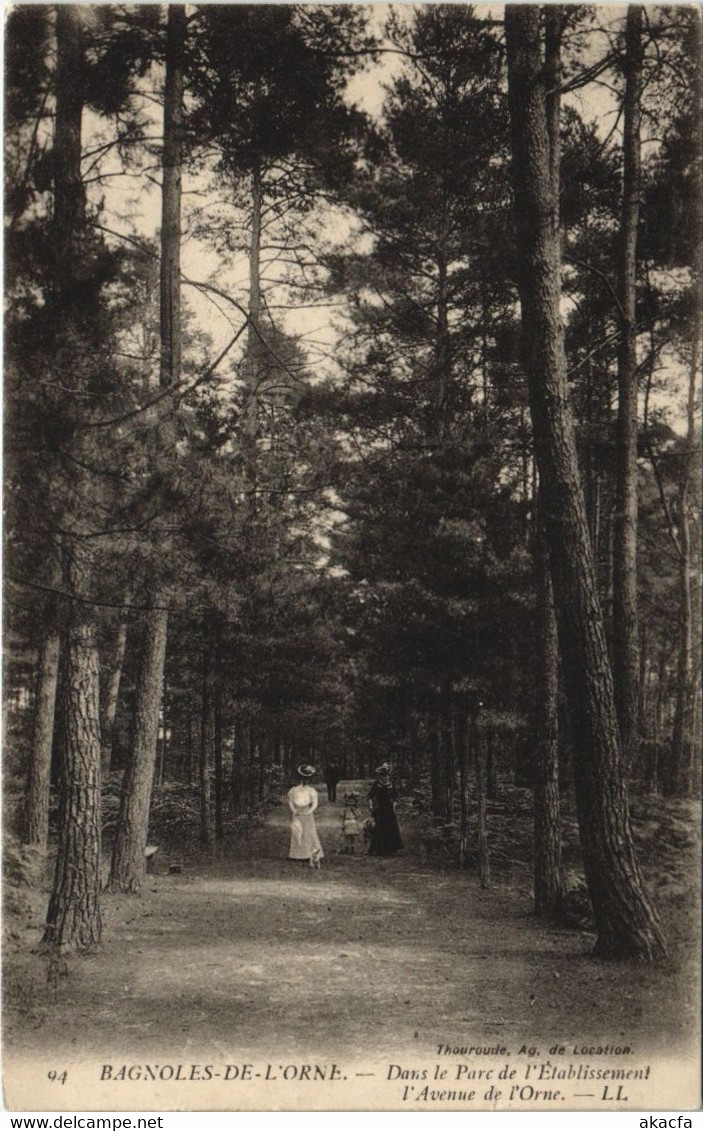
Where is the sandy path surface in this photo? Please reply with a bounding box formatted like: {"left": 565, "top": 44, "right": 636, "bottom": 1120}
{"left": 5, "top": 783, "right": 697, "bottom": 1075}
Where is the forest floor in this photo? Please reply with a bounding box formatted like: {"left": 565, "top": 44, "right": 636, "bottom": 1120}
{"left": 3, "top": 782, "right": 700, "bottom": 1106}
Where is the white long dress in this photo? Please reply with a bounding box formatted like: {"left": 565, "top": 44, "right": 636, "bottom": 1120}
{"left": 287, "top": 784, "right": 324, "bottom": 861}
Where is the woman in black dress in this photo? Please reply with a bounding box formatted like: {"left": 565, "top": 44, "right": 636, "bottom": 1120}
{"left": 368, "top": 763, "right": 403, "bottom": 856}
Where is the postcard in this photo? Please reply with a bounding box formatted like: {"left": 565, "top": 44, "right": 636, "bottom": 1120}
{"left": 4, "top": 2, "right": 700, "bottom": 1114}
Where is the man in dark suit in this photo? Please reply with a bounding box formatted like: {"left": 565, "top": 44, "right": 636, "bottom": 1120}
{"left": 323, "top": 762, "right": 341, "bottom": 802}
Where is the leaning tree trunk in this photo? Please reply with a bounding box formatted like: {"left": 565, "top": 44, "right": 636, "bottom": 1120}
{"left": 108, "top": 4, "right": 185, "bottom": 889}
{"left": 107, "top": 607, "right": 168, "bottom": 892}
{"left": 42, "top": 618, "right": 102, "bottom": 952}
{"left": 613, "top": 5, "right": 644, "bottom": 771}
{"left": 24, "top": 624, "right": 60, "bottom": 848}
{"left": 505, "top": 5, "right": 666, "bottom": 961}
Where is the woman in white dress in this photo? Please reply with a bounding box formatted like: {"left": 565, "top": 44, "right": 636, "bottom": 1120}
{"left": 287, "top": 765, "right": 324, "bottom": 867}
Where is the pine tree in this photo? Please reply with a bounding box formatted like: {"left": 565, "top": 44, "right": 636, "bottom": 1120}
{"left": 108, "top": 4, "right": 186, "bottom": 892}
{"left": 328, "top": 6, "right": 531, "bottom": 817}
{"left": 613, "top": 6, "right": 645, "bottom": 770}
{"left": 505, "top": 3, "right": 667, "bottom": 961}
{"left": 42, "top": 5, "right": 103, "bottom": 952}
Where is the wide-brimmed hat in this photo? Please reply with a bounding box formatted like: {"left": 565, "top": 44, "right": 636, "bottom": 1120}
{"left": 375, "top": 762, "right": 391, "bottom": 776}
{"left": 297, "top": 764, "right": 316, "bottom": 778}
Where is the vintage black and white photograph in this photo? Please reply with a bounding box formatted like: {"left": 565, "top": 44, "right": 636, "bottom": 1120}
{"left": 3, "top": 1, "right": 701, "bottom": 1113}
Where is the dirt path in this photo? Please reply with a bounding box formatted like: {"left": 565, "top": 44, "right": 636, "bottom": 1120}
{"left": 5, "top": 783, "right": 697, "bottom": 1067}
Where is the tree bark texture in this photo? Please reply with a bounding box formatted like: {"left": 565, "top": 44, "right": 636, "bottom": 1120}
{"left": 42, "top": 4, "right": 103, "bottom": 953}
{"left": 613, "top": 5, "right": 643, "bottom": 770}
{"left": 107, "top": 608, "right": 168, "bottom": 892}
{"left": 42, "top": 622, "right": 102, "bottom": 952}
{"left": 505, "top": 5, "right": 666, "bottom": 961}
{"left": 24, "top": 628, "right": 61, "bottom": 848}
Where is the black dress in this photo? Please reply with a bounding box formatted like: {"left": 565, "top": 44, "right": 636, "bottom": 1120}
{"left": 368, "top": 781, "right": 403, "bottom": 856}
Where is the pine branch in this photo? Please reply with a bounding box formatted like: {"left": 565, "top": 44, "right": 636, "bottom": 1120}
{"left": 7, "top": 576, "right": 168, "bottom": 611}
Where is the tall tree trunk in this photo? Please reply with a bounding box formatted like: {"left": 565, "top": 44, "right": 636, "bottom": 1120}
{"left": 641, "top": 650, "right": 652, "bottom": 729}
{"left": 440, "top": 681, "right": 454, "bottom": 819}
{"left": 158, "top": 668, "right": 168, "bottom": 786}
{"left": 668, "top": 499, "right": 693, "bottom": 795}
{"left": 159, "top": 4, "right": 184, "bottom": 394}
{"left": 42, "top": 620, "right": 102, "bottom": 952}
{"left": 505, "top": 5, "right": 666, "bottom": 961}
{"left": 100, "top": 616, "right": 128, "bottom": 779}
{"left": 42, "top": 5, "right": 103, "bottom": 954}
{"left": 230, "top": 720, "right": 245, "bottom": 816}
{"left": 433, "top": 242, "right": 451, "bottom": 443}
{"left": 429, "top": 707, "right": 449, "bottom": 820}
{"left": 107, "top": 608, "right": 168, "bottom": 891}
{"left": 24, "top": 625, "right": 60, "bottom": 848}
{"left": 668, "top": 15, "right": 702, "bottom": 797}
{"left": 668, "top": 340, "right": 698, "bottom": 797}
{"left": 242, "top": 159, "right": 264, "bottom": 508}
{"left": 691, "top": 656, "right": 702, "bottom": 797}
{"left": 534, "top": 497, "right": 563, "bottom": 919}
{"left": 200, "top": 653, "right": 212, "bottom": 846}
{"left": 532, "top": 8, "right": 564, "bottom": 921}
{"left": 108, "top": 4, "right": 184, "bottom": 887}
{"left": 214, "top": 685, "right": 224, "bottom": 840}
{"left": 258, "top": 732, "right": 266, "bottom": 802}
{"left": 188, "top": 709, "right": 196, "bottom": 785}
{"left": 613, "top": 5, "right": 643, "bottom": 770}
{"left": 456, "top": 706, "right": 470, "bottom": 867}
{"left": 485, "top": 728, "right": 497, "bottom": 799}
{"left": 651, "top": 645, "right": 669, "bottom": 793}
{"left": 475, "top": 721, "right": 490, "bottom": 889}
